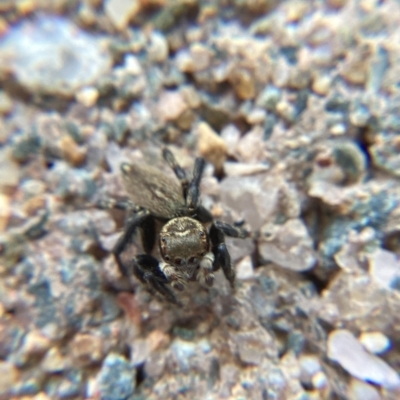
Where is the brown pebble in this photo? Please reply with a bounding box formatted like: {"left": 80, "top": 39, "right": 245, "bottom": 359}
{"left": 211, "top": 204, "right": 224, "bottom": 218}
{"left": 70, "top": 333, "right": 103, "bottom": 366}
{"left": 198, "top": 5, "right": 218, "bottom": 23}
{"left": 60, "top": 135, "right": 87, "bottom": 167}
{"left": 140, "top": 0, "right": 166, "bottom": 8}
{"left": 229, "top": 68, "right": 256, "bottom": 100}
{"left": 0, "top": 193, "right": 10, "bottom": 233}
{"left": 147, "top": 330, "right": 170, "bottom": 351}
{"left": 0, "top": 361, "right": 19, "bottom": 395}
{"left": 19, "top": 330, "right": 51, "bottom": 357}
{"left": 41, "top": 347, "right": 68, "bottom": 373}
{"left": 16, "top": 0, "right": 35, "bottom": 15}
{"left": 22, "top": 196, "right": 46, "bottom": 217}
{"left": 327, "top": 0, "right": 347, "bottom": 8}
{"left": 197, "top": 122, "right": 227, "bottom": 173}
{"left": 0, "top": 18, "right": 8, "bottom": 35}
{"left": 312, "top": 74, "right": 332, "bottom": 96}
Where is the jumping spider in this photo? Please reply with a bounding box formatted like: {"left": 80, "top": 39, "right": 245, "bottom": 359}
{"left": 100, "top": 149, "right": 249, "bottom": 304}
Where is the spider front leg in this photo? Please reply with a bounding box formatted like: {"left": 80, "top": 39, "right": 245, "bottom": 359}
{"left": 111, "top": 210, "right": 153, "bottom": 278}
{"left": 133, "top": 255, "right": 178, "bottom": 304}
{"left": 159, "top": 262, "right": 188, "bottom": 291}
{"left": 209, "top": 221, "right": 251, "bottom": 287}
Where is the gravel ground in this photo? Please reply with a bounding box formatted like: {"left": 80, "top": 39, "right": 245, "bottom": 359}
{"left": 1, "top": 0, "right": 400, "bottom": 399}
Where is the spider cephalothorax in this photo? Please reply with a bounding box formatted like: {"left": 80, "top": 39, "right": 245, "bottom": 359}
{"left": 99, "top": 148, "right": 249, "bottom": 304}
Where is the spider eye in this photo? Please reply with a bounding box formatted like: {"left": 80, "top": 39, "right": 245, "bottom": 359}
{"left": 174, "top": 258, "right": 183, "bottom": 265}
{"left": 165, "top": 255, "right": 170, "bottom": 261}
{"left": 199, "top": 231, "right": 205, "bottom": 237}
{"left": 188, "top": 257, "right": 198, "bottom": 264}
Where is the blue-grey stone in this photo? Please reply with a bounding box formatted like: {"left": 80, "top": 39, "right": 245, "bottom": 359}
{"left": 256, "top": 86, "right": 281, "bottom": 112}
{"left": 98, "top": 353, "right": 136, "bottom": 400}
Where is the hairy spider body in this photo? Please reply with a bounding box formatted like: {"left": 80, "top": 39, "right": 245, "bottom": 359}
{"left": 99, "top": 149, "right": 250, "bottom": 304}
{"left": 160, "top": 217, "right": 214, "bottom": 289}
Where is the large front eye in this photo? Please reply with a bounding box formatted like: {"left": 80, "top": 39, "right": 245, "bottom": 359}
{"left": 174, "top": 258, "right": 183, "bottom": 265}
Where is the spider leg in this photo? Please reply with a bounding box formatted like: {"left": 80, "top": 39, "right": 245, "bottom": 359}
{"left": 139, "top": 214, "right": 156, "bottom": 254}
{"left": 162, "top": 148, "right": 189, "bottom": 198}
{"left": 112, "top": 210, "right": 151, "bottom": 278}
{"left": 195, "top": 205, "right": 213, "bottom": 223}
{"left": 187, "top": 157, "right": 205, "bottom": 212}
{"left": 209, "top": 221, "right": 251, "bottom": 287}
{"left": 214, "top": 220, "right": 250, "bottom": 239}
{"left": 133, "top": 254, "right": 178, "bottom": 304}
{"left": 95, "top": 197, "right": 140, "bottom": 212}
{"left": 209, "top": 223, "right": 234, "bottom": 287}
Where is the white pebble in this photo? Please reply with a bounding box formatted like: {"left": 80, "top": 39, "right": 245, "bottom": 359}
{"left": 328, "top": 329, "right": 400, "bottom": 389}
{"left": 359, "top": 332, "right": 391, "bottom": 355}
{"left": 124, "top": 55, "right": 142, "bottom": 75}
{"left": 236, "top": 256, "right": 254, "bottom": 280}
{"left": 76, "top": 86, "right": 99, "bottom": 107}
{"left": 348, "top": 378, "right": 382, "bottom": 400}
{"left": 105, "top": 0, "right": 140, "bottom": 30}
{"left": 299, "top": 355, "right": 321, "bottom": 384}
{"left": 147, "top": 32, "right": 169, "bottom": 63}
{"left": 312, "top": 371, "right": 328, "bottom": 390}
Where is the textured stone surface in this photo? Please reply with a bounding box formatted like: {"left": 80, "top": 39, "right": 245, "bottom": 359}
{"left": 259, "top": 219, "right": 317, "bottom": 271}
{"left": 2, "top": 1, "right": 400, "bottom": 399}
{"left": 0, "top": 16, "right": 111, "bottom": 96}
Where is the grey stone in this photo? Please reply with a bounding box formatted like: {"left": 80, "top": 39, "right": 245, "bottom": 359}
{"left": 97, "top": 353, "right": 136, "bottom": 400}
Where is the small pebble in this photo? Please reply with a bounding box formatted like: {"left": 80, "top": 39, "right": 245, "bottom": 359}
{"left": 41, "top": 347, "right": 68, "bottom": 373}
{"left": 0, "top": 90, "right": 12, "bottom": 115}
{"left": 299, "top": 355, "right": 322, "bottom": 384}
{"left": 188, "top": 43, "right": 213, "bottom": 71}
{"left": 276, "top": 100, "right": 296, "bottom": 122}
{"left": 147, "top": 31, "right": 169, "bottom": 63}
{"left": 330, "top": 123, "right": 347, "bottom": 136}
{"left": 0, "top": 193, "right": 10, "bottom": 232}
{"left": 312, "top": 74, "right": 332, "bottom": 96}
{"left": 157, "top": 90, "right": 188, "bottom": 122}
{"left": 18, "top": 330, "right": 51, "bottom": 358}
{"left": 311, "top": 371, "right": 328, "bottom": 390}
{"left": 105, "top": 0, "right": 140, "bottom": 30}
{"left": 22, "top": 196, "right": 46, "bottom": 217}
{"left": 0, "top": 360, "right": 20, "bottom": 395}
{"left": 349, "top": 105, "right": 371, "bottom": 127}
{"left": 347, "top": 378, "right": 382, "bottom": 400}
{"left": 236, "top": 256, "right": 254, "bottom": 280}
{"left": 359, "top": 332, "right": 391, "bottom": 355}
{"left": 60, "top": 135, "right": 87, "bottom": 167}
{"left": 197, "top": 122, "right": 227, "bottom": 173}
{"left": 123, "top": 54, "right": 142, "bottom": 75}
{"left": 229, "top": 68, "right": 256, "bottom": 100}
{"left": 259, "top": 219, "right": 317, "bottom": 272}
{"left": 246, "top": 108, "right": 267, "bottom": 125}
{"left": 0, "top": 149, "right": 20, "bottom": 190}
{"left": 70, "top": 333, "right": 103, "bottom": 366}
{"left": 96, "top": 353, "right": 136, "bottom": 400}
{"left": 221, "top": 124, "right": 240, "bottom": 155}
{"left": 368, "top": 249, "right": 400, "bottom": 290}
{"left": 75, "top": 87, "right": 99, "bottom": 107}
